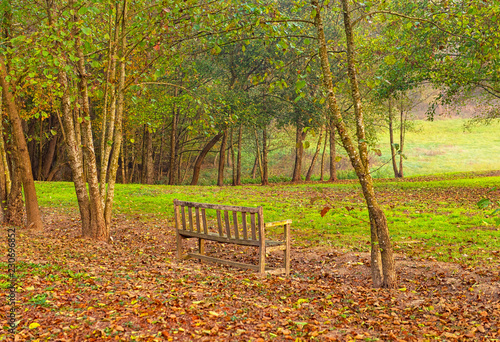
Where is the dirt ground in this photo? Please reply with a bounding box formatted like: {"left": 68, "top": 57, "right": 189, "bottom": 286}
{"left": 1, "top": 210, "right": 499, "bottom": 341}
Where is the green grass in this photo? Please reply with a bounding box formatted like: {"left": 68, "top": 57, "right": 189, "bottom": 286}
{"left": 35, "top": 172, "right": 500, "bottom": 266}
{"left": 373, "top": 118, "right": 500, "bottom": 177}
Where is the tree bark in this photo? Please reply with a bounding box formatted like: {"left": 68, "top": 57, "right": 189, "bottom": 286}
{"left": 144, "top": 127, "right": 154, "bottom": 184}
{"left": 4, "top": 146, "right": 23, "bottom": 226}
{"left": 217, "top": 130, "right": 228, "bottom": 186}
{"left": 261, "top": 126, "right": 269, "bottom": 185}
{"left": 169, "top": 103, "right": 178, "bottom": 185}
{"left": 320, "top": 127, "right": 328, "bottom": 181}
{"left": 103, "top": 0, "right": 127, "bottom": 227}
{"left": 0, "top": 57, "right": 43, "bottom": 230}
{"left": 292, "top": 125, "right": 306, "bottom": 183}
{"left": 388, "top": 96, "right": 400, "bottom": 178}
{"left": 230, "top": 128, "right": 236, "bottom": 185}
{"left": 236, "top": 124, "right": 242, "bottom": 185}
{"left": 313, "top": 0, "right": 396, "bottom": 288}
{"left": 306, "top": 127, "right": 324, "bottom": 181}
{"left": 190, "top": 133, "right": 223, "bottom": 185}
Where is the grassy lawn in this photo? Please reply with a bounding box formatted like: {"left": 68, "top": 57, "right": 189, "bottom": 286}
{"left": 35, "top": 173, "right": 500, "bottom": 266}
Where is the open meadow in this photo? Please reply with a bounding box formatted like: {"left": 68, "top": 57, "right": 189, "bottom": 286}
{"left": 1, "top": 172, "right": 499, "bottom": 341}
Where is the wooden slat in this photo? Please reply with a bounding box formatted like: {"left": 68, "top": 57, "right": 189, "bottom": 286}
{"left": 258, "top": 207, "right": 265, "bottom": 274}
{"left": 174, "top": 202, "right": 183, "bottom": 260}
{"left": 188, "top": 207, "right": 194, "bottom": 231}
{"left": 195, "top": 207, "right": 201, "bottom": 233}
{"left": 232, "top": 211, "right": 239, "bottom": 239}
{"left": 265, "top": 219, "right": 293, "bottom": 228}
{"left": 216, "top": 210, "right": 223, "bottom": 236}
{"left": 178, "top": 230, "right": 260, "bottom": 246}
{"left": 224, "top": 211, "right": 231, "bottom": 238}
{"left": 181, "top": 206, "right": 187, "bottom": 231}
{"left": 174, "top": 200, "right": 260, "bottom": 213}
{"left": 241, "top": 212, "right": 248, "bottom": 240}
{"left": 250, "top": 213, "right": 257, "bottom": 240}
{"left": 187, "top": 253, "right": 259, "bottom": 271}
{"left": 201, "top": 209, "right": 208, "bottom": 234}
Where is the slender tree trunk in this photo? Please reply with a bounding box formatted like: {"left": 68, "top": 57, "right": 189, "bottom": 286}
{"left": 292, "top": 125, "right": 306, "bottom": 183}
{"left": 190, "top": 133, "right": 223, "bottom": 185}
{"left": 0, "top": 91, "right": 10, "bottom": 210}
{"left": 145, "top": 128, "right": 154, "bottom": 184}
{"left": 388, "top": 96, "right": 400, "bottom": 178}
{"left": 314, "top": 0, "right": 396, "bottom": 288}
{"left": 0, "top": 57, "right": 43, "bottom": 230}
{"left": 306, "top": 127, "right": 324, "bottom": 181}
{"left": 42, "top": 133, "right": 58, "bottom": 180}
{"left": 261, "top": 126, "right": 269, "bottom": 185}
{"left": 251, "top": 156, "right": 257, "bottom": 179}
{"left": 103, "top": 0, "right": 127, "bottom": 227}
{"left": 217, "top": 130, "right": 228, "bottom": 186}
{"left": 236, "top": 124, "right": 242, "bottom": 185}
{"left": 320, "top": 127, "right": 328, "bottom": 181}
{"left": 169, "top": 103, "right": 178, "bottom": 185}
{"left": 230, "top": 128, "right": 236, "bottom": 186}
{"left": 399, "top": 102, "right": 405, "bottom": 178}
{"left": 99, "top": 1, "right": 120, "bottom": 198}
{"left": 254, "top": 129, "right": 263, "bottom": 180}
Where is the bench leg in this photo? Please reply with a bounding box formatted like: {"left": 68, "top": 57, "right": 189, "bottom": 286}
{"left": 258, "top": 245, "right": 266, "bottom": 274}
{"left": 176, "top": 231, "right": 184, "bottom": 260}
{"left": 198, "top": 238, "right": 205, "bottom": 255}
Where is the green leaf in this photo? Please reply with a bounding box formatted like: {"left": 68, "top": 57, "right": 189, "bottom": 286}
{"left": 384, "top": 55, "right": 397, "bottom": 65}
{"left": 295, "top": 80, "right": 307, "bottom": 92}
{"left": 50, "top": 129, "right": 57, "bottom": 136}
{"left": 78, "top": 6, "right": 88, "bottom": 16}
{"left": 477, "top": 198, "right": 492, "bottom": 209}
{"left": 81, "top": 27, "right": 91, "bottom": 36}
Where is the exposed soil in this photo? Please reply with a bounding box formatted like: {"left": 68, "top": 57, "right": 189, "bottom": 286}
{"left": 1, "top": 210, "right": 499, "bottom": 341}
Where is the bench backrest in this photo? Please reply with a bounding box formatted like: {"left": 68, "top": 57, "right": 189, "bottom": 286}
{"left": 173, "top": 199, "right": 265, "bottom": 242}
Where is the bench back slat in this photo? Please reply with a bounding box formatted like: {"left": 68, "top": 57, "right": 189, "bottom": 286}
{"left": 195, "top": 207, "right": 201, "bottom": 233}
{"left": 242, "top": 212, "right": 248, "bottom": 240}
{"left": 201, "top": 209, "right": 208, "bottom": 234}
{"left": 224, "top": 211, "right": 231, "bottom": 238}
{"left": 250, "top": 213, "right": 257, "bottom": 240}
{"left": 188, "top": 207, "right": 194, "bottom": 231}
{"left": 216, "top": 210, "right": 223, "bottom": 236}
{"left": 232, "top": 211, "right": 239, "bottom": 239}
{"left": 181, "top": 206, "right": 187, "bottom": 231}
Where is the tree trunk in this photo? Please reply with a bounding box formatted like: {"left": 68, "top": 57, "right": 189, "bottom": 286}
{"left": 236, "top": 124, "right": 242, "bottom": 185}
{"left": 103, "top": 0, "right": 127, "bottom": 227}
{"left": 217, "top": 130, "right": 228, "bottom": 186}
{"left": 230, "top": 128, "right": 236, "bottom": 185}
{"left": 320, "top": 127, "right": 328, "bottom": 181}
{"left": 0, "top": 57, "right": 43, "bottom": 231}
{"left": 388, "top": 96, "right": 400, "bottom": 178}
{"left": 399, "top": 101, "right": 405, "bottom": 178}
{"left": 0, "top": 91, "right": 10, "bottom": 210}
{"left": 190, "top": 133, "right": 223, "bottom": 185}
{"left": 292, "top": 125, "right": 306, "bottom": 183}
{"left": 306, "top": 127, "right": 324, "bottom": 181}
{"left": 75, "top": 18, "right": 108, "bottom": 241}
{"left": 168, "top": 104, "right": 178, "bottom": 185}
{"left": 144, "top": 127, "right": 154, "bottom": 184}
{"left": 313, "top": 0, "right": 396, "bottom": 288}
{"left": 4, "top": 147, "right": 23, "bottom": 226}
{"left": 253, "top": 129, "right": 263, "bottom": 181}
{"left": 261, "top": 126, "right": 269, "bottom": 185}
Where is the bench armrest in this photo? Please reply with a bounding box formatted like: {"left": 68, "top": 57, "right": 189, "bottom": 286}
{"left": 265, "top": 219, "right": 292, "bottom": 228}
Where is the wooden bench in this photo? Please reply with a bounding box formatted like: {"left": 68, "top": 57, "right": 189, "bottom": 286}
{"left": 174, "top": 199, "right": 291, "bottom": 276}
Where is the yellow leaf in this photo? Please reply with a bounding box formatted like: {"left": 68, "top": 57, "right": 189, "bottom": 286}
{"left": 26, "top": 286, "right": 35, "bottom": 291}
{"left": 398, "top": 287, "right": 407, "bottom": 292}
{"left": 209, "top": 311, "right": 220, "bottom": 317}
{"left": 29, "top": 322, "right": 40, "bottom": 329}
